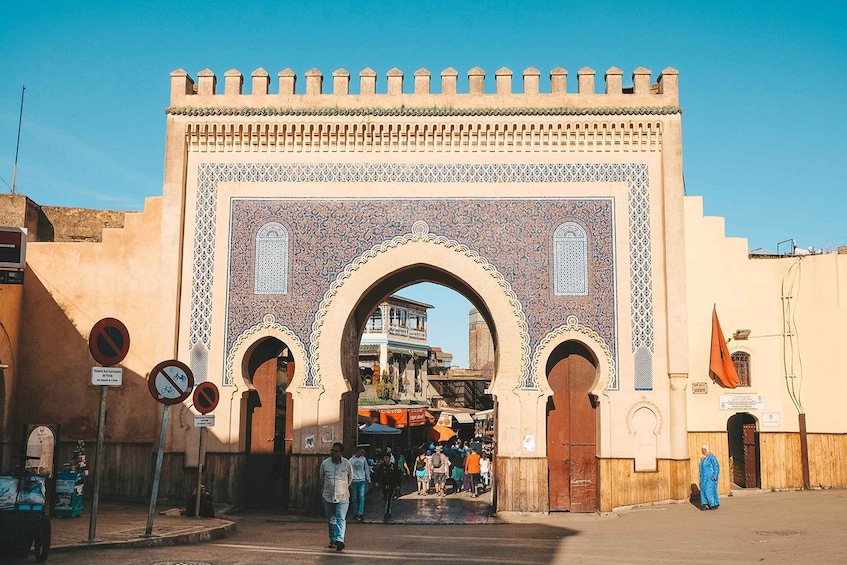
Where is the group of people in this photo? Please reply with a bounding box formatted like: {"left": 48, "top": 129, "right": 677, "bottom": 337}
{"left": 413, "top": 441, "right": 491, "bottom": 498}
{"left": 319, "top": 439, "right": 492, "bottom": 552}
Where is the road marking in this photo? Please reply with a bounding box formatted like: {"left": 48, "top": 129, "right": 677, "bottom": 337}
{"left": 213, "top": 542, "right": 546, "bottom": 563}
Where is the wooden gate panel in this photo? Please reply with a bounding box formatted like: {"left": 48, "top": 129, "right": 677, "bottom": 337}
{"left": 246, "top": 357, "right": 277, "bottom": 507}
{"left": 743, "top": 423, "right": 758, "bottom": 488}
{"left": 547, "top": 356, "right": 571, "bottom": 511}
{"left": 546, "top": 342, "right": 597, "bottom": 512}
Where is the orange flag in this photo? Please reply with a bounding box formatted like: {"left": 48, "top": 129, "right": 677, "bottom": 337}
{"left": 710, "top": 307, "right": 739, "bottom": 388}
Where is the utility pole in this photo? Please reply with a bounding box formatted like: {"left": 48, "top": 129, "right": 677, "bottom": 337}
{"left": 11, "top": 85, "right": 25, "bottom": 194}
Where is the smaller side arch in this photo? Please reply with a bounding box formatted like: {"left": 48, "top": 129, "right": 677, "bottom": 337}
{"left": 226, "top": 313, "right": 309, "bottom": 391}
{"left": 533, "top": 315, "right": 615, "bottom": 392}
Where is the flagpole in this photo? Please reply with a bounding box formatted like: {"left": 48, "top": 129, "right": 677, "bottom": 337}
{"left": 11, "top": 85, "right": 25, "bottom": 194}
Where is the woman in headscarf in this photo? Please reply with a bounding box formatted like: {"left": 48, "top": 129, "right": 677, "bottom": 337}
{"left": 699, "top": 445, "right": 720, "bottom": 509}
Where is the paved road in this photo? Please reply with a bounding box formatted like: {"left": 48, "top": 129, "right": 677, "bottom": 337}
{"left": 36, "top": 489, "right": 847, "bottom": 564}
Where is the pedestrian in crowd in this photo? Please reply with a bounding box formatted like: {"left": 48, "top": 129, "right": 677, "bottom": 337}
{"left": 385, "top": 446, "right": 396, "bottom": 464}
{"left": 373, "top": 453, "right": 402, "bottom": 520}
{"left": 450, "top": 450, "right": 465, "bottom": 494}
{"left": 430, "top": 445, "right": 450, "bottom": 497}
{"left": 414, "top": 451, "right": 430, "bottom": 495}
{"left": 465, "top": 446, "right": 481, "bottom": 497}
{"left": 699, "top": 445, "right": 720, "bottom": 510}
{"left": 319, "top": 442, "right": 353, "bottom": 552}
{"left": 349, "top": 446, "right": 371, "bottom": 522}
{"left": 394, "top": 449, "right": 409, "bottom": 498}
{"left": 480, "top": 452, "right": 491, "bottom": 490}
{"left": 397, "top": 450, "right": 410, "bottom": 476}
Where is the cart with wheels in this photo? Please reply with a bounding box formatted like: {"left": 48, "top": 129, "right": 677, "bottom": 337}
{"left": 0, "top": 456, "right": 51, "bottom": 562}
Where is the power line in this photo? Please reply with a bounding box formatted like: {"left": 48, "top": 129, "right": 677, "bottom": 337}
{"left": 11, "top": 85, "right": 25, "bottom": 194}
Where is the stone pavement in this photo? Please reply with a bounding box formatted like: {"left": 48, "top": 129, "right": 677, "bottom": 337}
{"left": 48, "top": 478, "right": 495, "bottom": 553}
{"left": 44, "top": 478, "right": 847, "bottom": 560}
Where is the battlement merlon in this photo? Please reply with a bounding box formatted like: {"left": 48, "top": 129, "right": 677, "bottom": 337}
{"left": 168, "top": 66, "right": 679, "bottom": 110}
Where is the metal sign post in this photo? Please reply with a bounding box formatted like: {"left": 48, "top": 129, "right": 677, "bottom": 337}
{"left": 194, "top": 425, "right": 206, "bottom": 519}
{"left": 88, "top": 385, "right": 106, "bottom": 542}
{"left": 87, "top": 318, "right": 129, "bottom": 542}
{"left": 145, "top": 360, "right": 194, "bottom": 536}
{"left": 145, "top": 405, "right": 170, "bottom": 536}
{"left": 192, "top": 382, "right": 218, "bottom": 518}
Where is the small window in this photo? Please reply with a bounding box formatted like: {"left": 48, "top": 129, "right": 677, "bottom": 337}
{"left": 553, "top": 221, "right": 588, "bottom": 296}
{"left": 254, "top": 222, "right": 289, "bottom": 295}
{"left": 731, "top": 351, "right": 751, "bottom": 387}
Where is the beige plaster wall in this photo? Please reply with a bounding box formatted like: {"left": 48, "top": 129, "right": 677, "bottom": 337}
{"left": 684, "top": 196, "right": 847, "bottom": 433}
{"left": 16, "top": 198, "right": 165, "bottom": 442}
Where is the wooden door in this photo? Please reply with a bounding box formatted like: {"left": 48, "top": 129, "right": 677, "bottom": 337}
{"left": 742, "top": 423, "right": 758, "bottom": 488}
{"left": 547, "top": 342, "right": 597, "bottom": 512}
{"left": 245, "top": 357, "right": 277, "bottom": 507}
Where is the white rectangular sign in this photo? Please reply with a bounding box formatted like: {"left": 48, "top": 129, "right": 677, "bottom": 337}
{"left": 91, "top": 366, "right": 122, "bottom": 386}
{"left": 762, "top": 412, "right": 781, "bottom": 427}
{"left": 194, "top": 414, "right": 215, "bottom": 427}
{"left": 719, "top": 394, "right": 764, "bottom": 411}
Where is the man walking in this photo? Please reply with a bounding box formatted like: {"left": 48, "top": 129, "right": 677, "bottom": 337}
{"left": 373, "top": 452, "right": 402, "bottom": 520}
{"left": 349, "top": 446, "right": 371, "bottom": 521}
{"left": 465, "top": 446, "right": 481, "bottom": 497}
{"left": 319, "top": 442, "right": 353, "bottom": 551}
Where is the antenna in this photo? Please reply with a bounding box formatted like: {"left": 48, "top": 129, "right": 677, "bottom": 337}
{"left": 11, "top": 85, "right": 25, "bottom": 194}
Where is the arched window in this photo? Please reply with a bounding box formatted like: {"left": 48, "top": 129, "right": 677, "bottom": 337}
{"left": 254, "top": 222, "right": 289, "bottom": 295}
{"left": 731, "top": 351, "right": 751, "bottom": 387}
{"left": 553, "top": 221, "right": 588, "bottom": 296}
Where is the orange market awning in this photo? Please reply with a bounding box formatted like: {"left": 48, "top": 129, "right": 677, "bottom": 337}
{"left": 379, "top": 408, "right": 408, "bottom": 428}
{"left": 427, "top": 424, "right": 456, "bottom": 442}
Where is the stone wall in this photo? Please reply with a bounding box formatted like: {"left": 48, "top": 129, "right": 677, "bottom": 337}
{"left": 0, "top": 193, "right": 126, "bottom": 242}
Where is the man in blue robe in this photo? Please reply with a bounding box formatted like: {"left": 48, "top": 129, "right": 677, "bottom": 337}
{"left": 699, "top": 445, "right": 720, "bottom": 509}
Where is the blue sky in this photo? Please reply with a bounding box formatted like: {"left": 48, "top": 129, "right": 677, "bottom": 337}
{"left": 1, "top": 1, "right": 844, "bottom": 367}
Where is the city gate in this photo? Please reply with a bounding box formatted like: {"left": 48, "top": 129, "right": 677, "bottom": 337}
{"left": 162, "top": 64, "right": 692, "bottom": 513}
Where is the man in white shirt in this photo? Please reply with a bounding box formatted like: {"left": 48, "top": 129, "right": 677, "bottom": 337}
{"left": 349, "top": 446, "right": 371, "bottom": 522}
{"left": 319, "top": 442, "right": 353, "bottom": 552}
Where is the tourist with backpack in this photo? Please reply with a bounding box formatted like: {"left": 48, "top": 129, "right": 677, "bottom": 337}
{"left": 430, "top": 445, "right": 450, "bottom": 497}
{"left": 414, "top": 451, "right": 430, "bottom": 495}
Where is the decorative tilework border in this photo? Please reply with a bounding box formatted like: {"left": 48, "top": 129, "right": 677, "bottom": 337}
{"left": 190, "top": 162, "right": 654, "bottom": 389}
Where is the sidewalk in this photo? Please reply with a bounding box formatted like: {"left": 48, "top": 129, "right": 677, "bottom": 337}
{"left": 50, "top": 501, "right": 235, "bottom": 553}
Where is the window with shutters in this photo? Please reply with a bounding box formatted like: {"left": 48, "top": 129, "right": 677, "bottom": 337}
{"left": 731, "top": 351, "right": 751, "bottom": 387}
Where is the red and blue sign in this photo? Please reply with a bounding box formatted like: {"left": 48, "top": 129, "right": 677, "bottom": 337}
{"left": 193, "top": 382, "right": 220, "bottom": 414}
{"left": 89, "top": 318, "right": 130, "bottom": 367}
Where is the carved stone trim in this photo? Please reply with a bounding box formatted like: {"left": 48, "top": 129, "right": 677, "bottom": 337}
{"left": 625, "top": 397, "right": 664, "bottom": 435}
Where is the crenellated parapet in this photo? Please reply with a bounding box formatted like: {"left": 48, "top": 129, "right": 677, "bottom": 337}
{"left": 169, "top": 66, "right": 680, "bottom": 154}
{"left": 168, "top": 66, "right": 679, "bottom": 112}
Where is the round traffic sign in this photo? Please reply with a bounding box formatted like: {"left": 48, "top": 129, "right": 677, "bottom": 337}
{"left": 89, "top": 318, "right": 130, "bottom": 366}
{"left": 147, "top": 360, "right": 194, "bottom": 405}
{"left": 193, "top": 382, "right": 219, "bottom": 414}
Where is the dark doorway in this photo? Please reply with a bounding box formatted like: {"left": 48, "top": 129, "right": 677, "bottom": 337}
{"left": 727, "top": 413, "right": 760, "bottom": 488}
{"left": 546, "top": 340, "right": 598, "bottom": 512}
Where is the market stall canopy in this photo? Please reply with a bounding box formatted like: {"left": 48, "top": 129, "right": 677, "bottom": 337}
{"left": 427, "top": 424, "right": 456, "bottom": 442}
{"left": 359, "top": 423, "right": 402, "bottom": 435}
